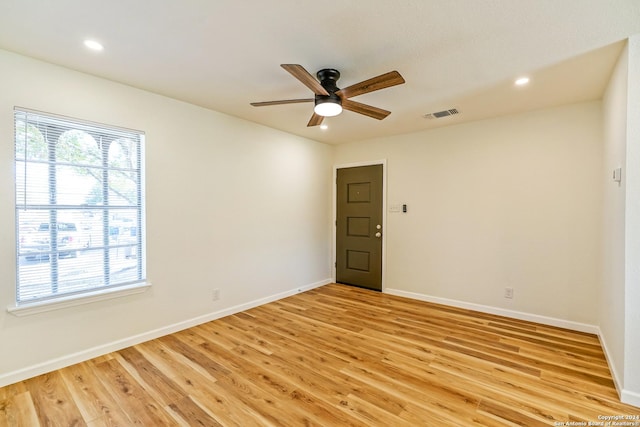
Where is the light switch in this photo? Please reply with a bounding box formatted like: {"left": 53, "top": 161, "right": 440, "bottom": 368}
{"left": 613, "top": 167, "right": 622, "bottom": 183}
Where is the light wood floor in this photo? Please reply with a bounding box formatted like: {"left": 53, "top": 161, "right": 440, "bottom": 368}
{"left": 1, "top": 283, "right": 638, "bottom": 426}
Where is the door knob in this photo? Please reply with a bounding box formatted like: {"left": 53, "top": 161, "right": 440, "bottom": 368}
{"left": 376, "top": 224, "right": 381, "bottom": 230}
{"left": 375, "top": 232, "right": 381, "bottom": 238}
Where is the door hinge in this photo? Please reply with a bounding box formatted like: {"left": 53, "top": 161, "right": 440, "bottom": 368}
{"left": 334, "top": 261, "right": 337, "bottom": 268}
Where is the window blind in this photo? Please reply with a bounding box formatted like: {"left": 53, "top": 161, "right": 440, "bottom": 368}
{"left": 14, "top": 108, "right": 145, "bottom": 304}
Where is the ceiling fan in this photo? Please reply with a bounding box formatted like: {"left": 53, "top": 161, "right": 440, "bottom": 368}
{"left": 250, "top": 64, "right": 405, "bottom": 127}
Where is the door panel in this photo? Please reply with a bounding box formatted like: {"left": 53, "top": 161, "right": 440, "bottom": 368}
{"left": 336, "top": 165, "right": 383, "bottom": 291}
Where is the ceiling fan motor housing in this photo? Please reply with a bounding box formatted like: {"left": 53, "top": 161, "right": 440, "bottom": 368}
{"left": 315, "top": 68, "right": 342, "bottom": 107}
{"left": 317, "top": 69, "right": 340, "bottom": 91}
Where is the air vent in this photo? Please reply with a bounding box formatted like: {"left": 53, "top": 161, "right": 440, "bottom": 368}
{"left": 423, "top": 108, "right": 459, "bottom": 119}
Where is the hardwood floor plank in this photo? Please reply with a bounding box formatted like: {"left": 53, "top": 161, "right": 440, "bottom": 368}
{"left": 430, "top": 350, "right": 622, "bottom": 420}
{"left": 117, "top": 346, "right": 186, "bottom": 405}
{"left": 504, "top": 337, "right": 611, "bottom": 370}
{"left": 442, "top": 335, "right": 614, "bottom": 387}
{"left": 23, "top": 371, "right": 87, "bottom": 426}
{"left": 424, "top": 358, "right": 571, "bottom": 423}
{"left": 0, "top": 382, "right": 27, "bottom": 402}
{"left": 228, "top": 343, "right": 371, "bottom": 426}
{"left": 159, "top": 333, "right": 231, "bottom": 379}
{"left": 93, "top": 358, "right": 179, "bottom": 425}
{"left": 478, "top": 399, "right": 551, "bottom": 427}
{"left": 59, "top": 361, "right": 132, "bottom": 426}
{"left": 337, "top": 392, "right": 409, "bottom": 426}
{"left": 168, "top": 328, "right": 330, "bottom": 425}
{"left": 136, "top": 340, "right": 267, "bottom": 427}
{"left": 201, "top": 342, "right": 354, "bottom": 426}
{"left": 341, "top": 363, "right": 482, "bottom": 424}
{"left": 135, "top": 339, "right": 218, "bottom": 392}
{"left": 194, "top": 320, "right": 274, "bottom": 356}
{"left": 1, "top": 283, "right": 638, "bottom": 426}
{"left": 0, "top": 392, "right": 40, "bottom": 427}
{"left": 166, "top": 395, "right": 224, "bottom": 426}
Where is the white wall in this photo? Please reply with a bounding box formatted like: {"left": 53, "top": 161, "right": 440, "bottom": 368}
{"left": 335, "top": 102, "right": 603, "bottom": 327}
{"left": 624, "top": 33, "right": 640, "bottom": 407}
{"left": 601, "top": 35, "right": 640, "bottom": 407}
{"left": 601, "top": 41, "right": 629, "bottom": 398}
{"left": 0, "top": 49, "right": 333, "bottom": 384}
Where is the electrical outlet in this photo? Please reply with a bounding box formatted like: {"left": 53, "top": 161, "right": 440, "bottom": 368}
{"left": 212, "top": 289, "right": 220, "bottom": 301}
{"left": 504, "top": 287, "right": 514, "bottom": 299}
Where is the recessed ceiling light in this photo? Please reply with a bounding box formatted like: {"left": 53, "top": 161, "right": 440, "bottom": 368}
{"left": 83, "top": 39, "right": 104, "bottom": 51}
{"left": 515, "top": 77, "right": 530, "bottom": 86}
{"left": 320, "top": 124, "right": 328, "bottom": 130}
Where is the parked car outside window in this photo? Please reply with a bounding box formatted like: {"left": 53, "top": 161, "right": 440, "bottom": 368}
{"left": 20, "top": 222, "right": 87, "bottom": 260}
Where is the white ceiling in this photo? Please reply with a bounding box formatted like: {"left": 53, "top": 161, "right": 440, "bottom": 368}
{"left": 0, "top": 0, "right": 639, "bottom": 144}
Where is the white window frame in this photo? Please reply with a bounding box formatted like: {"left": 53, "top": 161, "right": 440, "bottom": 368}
{"left": 9, "top": 108, "right": 149, "bottom": 315}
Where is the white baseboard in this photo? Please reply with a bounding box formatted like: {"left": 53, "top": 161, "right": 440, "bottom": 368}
{"left": 596, "top": 328, "right": 624, "bottom": 399}
{"left": 384, "top": 288, "right": 599, "bottom": 334}
{"left": 621, "top": 389, "right": 640, "bottom": 408}
{"left": 0, "top": 278, "right": 331, "bottom": 388}
{"left": 595, "top": 328, "right": 640, "bottom": 409}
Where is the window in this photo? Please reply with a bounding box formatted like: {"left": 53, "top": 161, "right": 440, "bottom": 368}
{"left": 14, "top": 108, "right": 145, "bottom": 306}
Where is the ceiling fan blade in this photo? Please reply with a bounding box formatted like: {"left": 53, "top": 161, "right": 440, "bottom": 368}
{"left": 307, "top": 112, "right": 324, "bottom": 127}
{"left": 336, "top": 70, "right": 405, "bottom": 99}
{"left": 342, "top": 99, "right": 391, "bottom": 120}
{"left": 250, "top": 98, "right": 314, "bottom": 107}
{"left": 281, "top": 64, "right": 329, "bottom": 96}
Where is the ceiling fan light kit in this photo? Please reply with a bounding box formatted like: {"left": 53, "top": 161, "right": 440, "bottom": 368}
{"left": 314, "top": 95, "right": 342, "bottom": 117}
{"left": 251, "top": 64, "right": 405, "bottom": 127}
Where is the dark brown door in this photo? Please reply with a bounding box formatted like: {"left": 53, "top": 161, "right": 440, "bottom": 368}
{"left": 336, "top": 164, "right": 383, "bottom": 291}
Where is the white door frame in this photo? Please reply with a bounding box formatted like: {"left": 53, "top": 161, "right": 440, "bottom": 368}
{"left": 332, "top": 159, "right": 387, "bottom": 291}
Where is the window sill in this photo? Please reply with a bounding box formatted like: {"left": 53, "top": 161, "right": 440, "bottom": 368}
{"left": 6, "top": 282, "right": 152, "bottom": 317}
